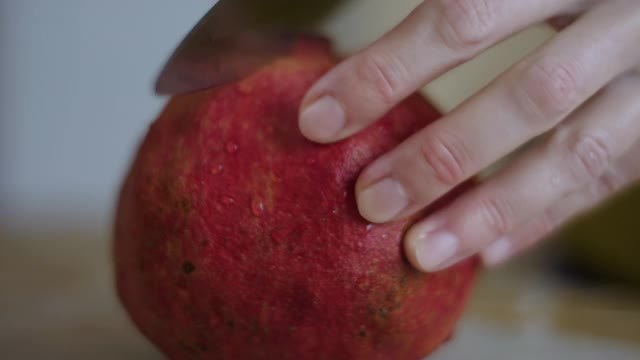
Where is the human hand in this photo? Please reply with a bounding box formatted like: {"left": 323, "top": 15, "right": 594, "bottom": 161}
{"left": 298, "top": 0, "right": 640, "bottom": 272}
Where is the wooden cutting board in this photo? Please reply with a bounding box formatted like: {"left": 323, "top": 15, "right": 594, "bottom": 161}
{"left": 2, "top": 230, "right": 639, "bottom": 359}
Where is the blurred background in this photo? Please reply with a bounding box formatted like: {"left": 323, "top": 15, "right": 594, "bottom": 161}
{"left": 1, "top": 0, "right": 639, "bottom": 359}
{"left": 0, "top": 0, "right": 209, "bottom": 232}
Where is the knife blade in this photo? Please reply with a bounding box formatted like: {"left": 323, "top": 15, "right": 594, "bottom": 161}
{"left": 155, "top": 0, "right": 345, "bottom": 95}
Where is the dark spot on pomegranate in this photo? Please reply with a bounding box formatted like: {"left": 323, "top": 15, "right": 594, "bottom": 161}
{"left": 177, "top": 198, "right": 191, "bottom": 213}
{"left": 385, "top": 292, "right": 396, "bottom": 302}
{"left": 399, "top": 274, "right": 408, "bottom": 285}
{"left": 182, "top": 261, "right": 196, "bottom": 274}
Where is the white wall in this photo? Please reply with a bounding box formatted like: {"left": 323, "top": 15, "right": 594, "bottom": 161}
{"left": 0, "top": 0, "right": 211, "bottom": 230}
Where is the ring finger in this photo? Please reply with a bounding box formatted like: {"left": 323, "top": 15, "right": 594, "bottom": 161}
{"left": 405, "top": 71, "right": 640, "bottom": 272}
{"left": 483, "top": 134, "right": 640, "bottom": 265}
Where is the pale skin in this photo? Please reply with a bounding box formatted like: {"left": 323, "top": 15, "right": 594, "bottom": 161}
{"left": 298, "top": 0, "right": 640, "bottom": 272}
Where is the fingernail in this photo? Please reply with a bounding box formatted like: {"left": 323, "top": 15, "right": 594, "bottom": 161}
{"left": 414, "top": 231, "right": 459, "bottom": 272}
{"left": 357, "top": 178, "right": 409, "bottom": 223}
{"left": 481, "top": 237, "right": 512, "bottom": 266}
{"left": 299, "top": 95, "right": 345, "bottom": 142}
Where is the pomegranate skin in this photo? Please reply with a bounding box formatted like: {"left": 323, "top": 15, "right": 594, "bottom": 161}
{"left": 114, "top": 38, "right": 478, "bottom": 360}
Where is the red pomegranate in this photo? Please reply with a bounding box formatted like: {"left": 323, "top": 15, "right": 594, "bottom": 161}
{"left": 114, "top": 37, "right": 478, "bottom": 360}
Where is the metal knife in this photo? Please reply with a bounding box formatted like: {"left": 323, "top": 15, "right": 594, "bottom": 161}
{"left": 155, "top": 0, "right": 345, "bottom": 96}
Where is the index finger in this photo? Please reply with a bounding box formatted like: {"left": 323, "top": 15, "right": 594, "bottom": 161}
{"left": 298, "top": 0, "right": 588, "bottom": 143}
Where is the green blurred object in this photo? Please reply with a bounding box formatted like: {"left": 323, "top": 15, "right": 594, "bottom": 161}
{"left": 243, "top": 0, "right": 346, "bottom": 28}
{"left": 560, "top": 183, "right": 640, "bottom": 286}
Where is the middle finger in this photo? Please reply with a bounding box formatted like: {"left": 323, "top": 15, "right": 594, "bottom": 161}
{"left": 356, "top": 0, "right": 640, "bottom": 223}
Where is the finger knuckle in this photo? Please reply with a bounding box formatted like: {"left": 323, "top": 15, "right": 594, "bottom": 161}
{"left": 355, "top": 51, "right": 407, "bottom": 106}
{"left": 517, "top": 58, "right": 582, "bottom": 128}
{"left": 530, "top": 212, "right": 557, "bottom": 241}
{"left": 594, "top": 169, "right": 626, "bottom": 198}
{"left": 437, "top": 0, "right": 496, "bottom": 51}
{"left": 477, "top": 195, "right": 514, "bottom": 237}
{"left": 567, "top": 132, "right": 614, "bottom": 184}
{"left": 419, "top": 130, "right": 470, "bottom": 185}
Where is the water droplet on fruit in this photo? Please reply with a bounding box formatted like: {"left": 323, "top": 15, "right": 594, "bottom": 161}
{"left": 225, "top": 141, "right": 238, "bottom": 153}
{"left": 221, "top": 196, "right": 235, "bottom": 205}
{"left": 211, "top": 164, "right": 224, "bottom": 175}
{"left": 251, "top": 197, "right": 265, "bottom": 217}
{"left": 366, "top": 224, "right": 374, "bottom": 231}
{"left": 270, "top": 228, "right": 290, "bottom": 244}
